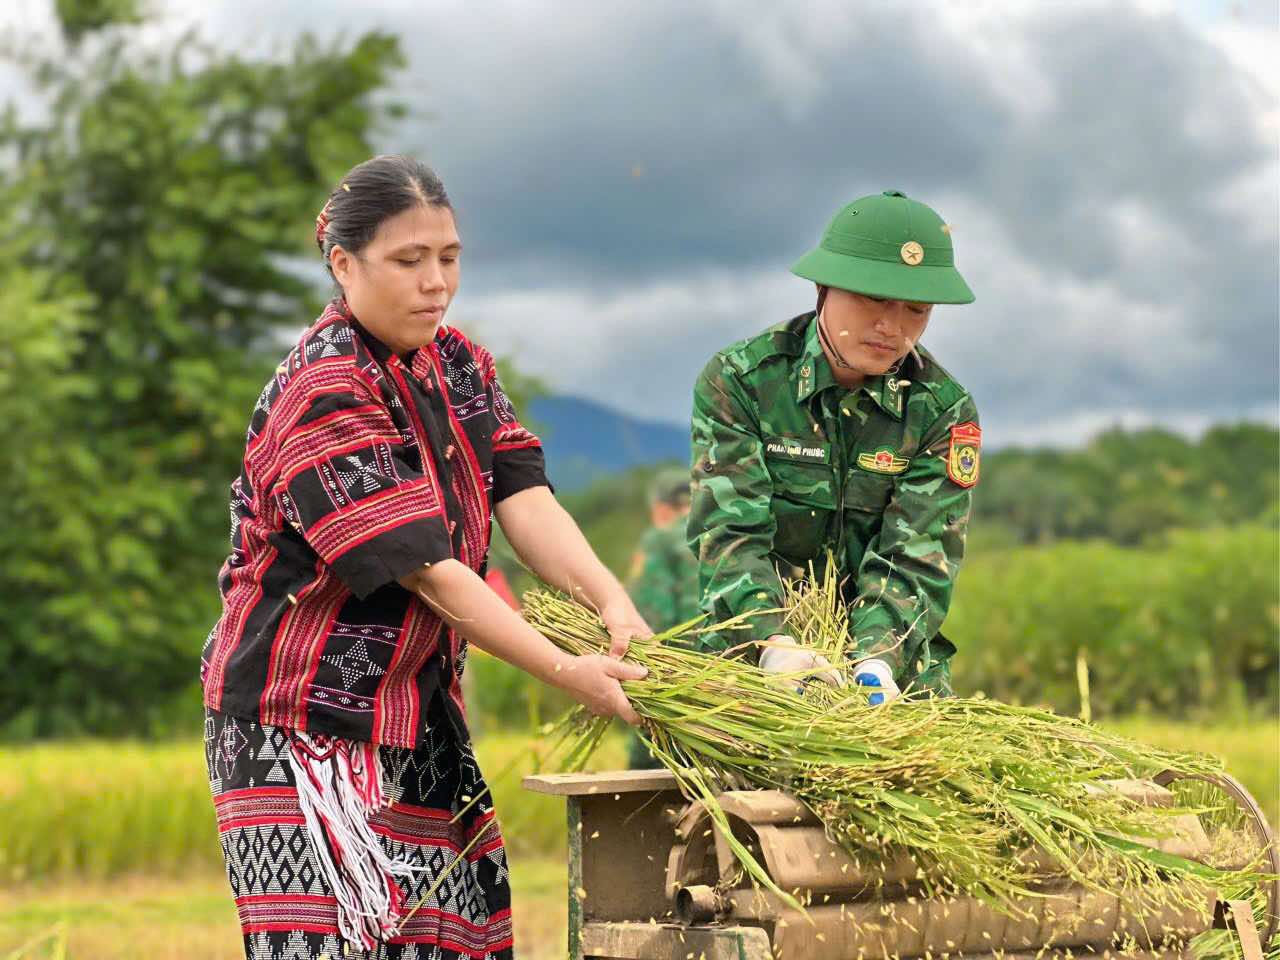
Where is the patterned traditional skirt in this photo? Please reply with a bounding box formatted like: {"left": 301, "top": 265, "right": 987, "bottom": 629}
{"left": 205, "top": 697, "right": 514, "bottom": 960}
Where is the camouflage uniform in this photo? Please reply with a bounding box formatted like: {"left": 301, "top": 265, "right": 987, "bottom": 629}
{"left": 629, "top": 518, "right": 702, "bottom": 634}
{"left": 687, "top": 312, "right": 978, "bottom": 696}
{"left": 627, "top": 477, "right": 701, "bottom": 768}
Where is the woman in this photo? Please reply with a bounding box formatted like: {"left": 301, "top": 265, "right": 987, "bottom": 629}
{"left": 201, "top": 154, "right": 650, "bottom": 959}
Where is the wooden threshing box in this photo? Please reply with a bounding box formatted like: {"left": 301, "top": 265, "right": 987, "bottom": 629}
{"left": 524, "top": 769, "right": 1272, "bottom": 960}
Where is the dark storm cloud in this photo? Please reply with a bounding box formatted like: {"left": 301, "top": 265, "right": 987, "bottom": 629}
{"left": 6, "top": 0, "right": 1273, "bottom": 436}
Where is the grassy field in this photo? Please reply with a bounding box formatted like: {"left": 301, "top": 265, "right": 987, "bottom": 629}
{"left": 1104, "top": 714, "right": 1279, "bottom": 823}
{"left": 0, "top": 729, "right": 619, "bottom": 958}
{"left": 0, "top": 716, "right": 1274, "bottom": 958}
{"left": 0, "top": 858, "right": 571, "bottom": 960}
{"left": 0, "top": 729, "right": 627, "bottom": 886}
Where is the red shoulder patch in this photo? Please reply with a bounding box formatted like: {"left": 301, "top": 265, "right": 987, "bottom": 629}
{"left": 947, "top": 421, "right": 981, "bottom": 488}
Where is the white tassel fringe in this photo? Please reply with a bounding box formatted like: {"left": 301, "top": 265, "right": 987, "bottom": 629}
{"left": 288, "top": 733, "right": 420, "bottom": 951}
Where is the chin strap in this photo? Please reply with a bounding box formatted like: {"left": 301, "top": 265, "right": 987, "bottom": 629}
{"left": 817, "top": 306, "right": 866, "bottom": 371}
{"left": 815, "top": 289, "right": 859, "bottom": 370}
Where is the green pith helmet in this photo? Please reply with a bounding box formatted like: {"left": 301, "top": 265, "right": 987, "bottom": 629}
{"left": 649, "top": 468, "right": 691, "bottom": 508}
{"left": 791, "top": 190, "right": 974, "bottom": 305}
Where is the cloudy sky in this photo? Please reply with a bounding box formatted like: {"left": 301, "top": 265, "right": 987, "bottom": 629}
{"left": 5, "top": 0, "right": 1277, "bottom": 446}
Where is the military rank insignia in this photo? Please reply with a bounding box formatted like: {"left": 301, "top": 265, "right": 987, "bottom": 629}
{"left": 856, "top": 448, "right": 910, "bottom": 475}
{"left": 947, "top": 422, "right": 981, "bottom": 488}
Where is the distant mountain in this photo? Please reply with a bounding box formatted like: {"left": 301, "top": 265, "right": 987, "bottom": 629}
{"left": 528, "top": 395, "right": 689, "bottom": 490}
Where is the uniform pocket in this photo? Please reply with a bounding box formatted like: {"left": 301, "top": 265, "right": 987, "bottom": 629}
{"left": 768, "top": 459, "right": 837, "bottom": 565}
{"left": 842, "top": 469, "right": 895, "bottom": 515}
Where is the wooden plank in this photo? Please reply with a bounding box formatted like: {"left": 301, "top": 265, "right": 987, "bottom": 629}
{"left": 750, "top": 823, "right": 923, "bottom": 893}
{"left": 568, "top": 797, "right": 584, "bottom": 960}
{"left": 523, "top": 769, "right": 680, "bottom": 796}
{"left": 581, "top": 921, "right": 772, "bottom": 960}
{"left": 673, "top": 800, "right": 706, "bottom": 842}
{"left": 752, "top": 886, "right": 1211, "bottom": 958}
{"left": 665, "top": 815, "right": 719, "bottom": 900}
{"left": 717, "top": 790, "right": 817, "bottom": 826}
{"left": 586, "top": 913, "right": 1189, "bottom": 960}
{"left": 1223, "top": 898, "right": 1265, "bottom": 960}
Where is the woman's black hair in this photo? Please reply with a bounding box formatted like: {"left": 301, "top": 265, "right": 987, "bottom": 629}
{"left": 315, "top": 154, "right": 452, "bottom": 279}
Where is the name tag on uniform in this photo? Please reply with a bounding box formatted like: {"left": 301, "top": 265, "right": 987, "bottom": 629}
{"left": 764, "top": 438, "right": 830, "bottom": 465}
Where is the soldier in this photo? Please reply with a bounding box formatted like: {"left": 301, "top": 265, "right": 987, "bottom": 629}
{"left": 626, "top": 468, "right": 701, "bottom": 767}
{"left": 687, "top": 190, "right": 978, "bottom": 704}
{"left": 628, "top": 468, "right": 702, "bottom": 634}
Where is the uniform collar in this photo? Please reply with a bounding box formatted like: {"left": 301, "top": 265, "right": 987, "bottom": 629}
{"left": 792, "top": 315, "right": 911, "bottom": 420}
{"left": 793, "top": 315, "right": 839, "bottom": 404}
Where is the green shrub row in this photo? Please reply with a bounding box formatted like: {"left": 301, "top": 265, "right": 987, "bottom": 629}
{"left": 945, "top": 525, "right": 1278, "bottom": 716}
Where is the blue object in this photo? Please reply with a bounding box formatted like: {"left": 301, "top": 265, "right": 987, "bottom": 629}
{"left": 853, "top": 670, "right": 886, "bottom": 706}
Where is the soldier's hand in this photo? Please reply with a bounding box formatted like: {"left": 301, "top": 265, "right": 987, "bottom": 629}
{"left": 600, "top": 596, "right": 654, "bottom": 659}
{"left": 555, "top": 653, "right": 648, "bottom": 725}
{"left": 758, "top": 635, "right": 845, "bottom": 694}
{"left": 850, "top": 658, "right": 901, "bottom": 705}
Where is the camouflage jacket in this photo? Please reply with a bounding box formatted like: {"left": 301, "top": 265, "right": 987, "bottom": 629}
{"left": 628, "top": 516, "right": 702, "bottom": 635}
{"left": 687, "top": 312, "right": 979, "bottom": 683}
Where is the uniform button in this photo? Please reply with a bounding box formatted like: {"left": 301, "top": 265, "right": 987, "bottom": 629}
{"left": 445, "top": 444, "right": 456, "bottom": 460}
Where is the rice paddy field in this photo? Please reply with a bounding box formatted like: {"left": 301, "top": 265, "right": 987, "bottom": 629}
{"left": 0, "top": 717, "right": 1274, "bottom": 958}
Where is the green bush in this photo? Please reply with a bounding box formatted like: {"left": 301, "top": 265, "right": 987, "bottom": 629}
{"left": 975, "top": 424, "right": 1279, "bottom": 544}
{"left": 946, "top": 525, "right": 1279, "bottom": 717}
{"left": 0, "top": 14, "right": 408, "bottom": 738}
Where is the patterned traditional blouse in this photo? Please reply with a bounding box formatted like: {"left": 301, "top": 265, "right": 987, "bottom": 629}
{"left": 202, "top": 299, "right": 548, "bottom": 748}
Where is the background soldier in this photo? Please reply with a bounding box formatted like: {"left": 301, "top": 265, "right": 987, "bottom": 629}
{"left": 626, "top": 469, "right": 701, "bottom": 767}
{"left": 628, "top": 469, "right": 701, "bottom": 633}
{"left": 687, "top": 190, "right": 979, "bottom": 704}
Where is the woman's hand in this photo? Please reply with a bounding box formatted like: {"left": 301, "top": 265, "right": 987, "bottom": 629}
{"left": 403, "top": 561, "right": 650, "bottom": 723}
{"left": 599, "top": 596, "right": 653, "bottom": 658}
{"left": 552, "top": 653, "right": 648, "bottom": 725}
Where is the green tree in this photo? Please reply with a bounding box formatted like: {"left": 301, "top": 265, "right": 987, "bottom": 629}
{"left": 977, "top": 426, "right": 1278, "bottom": 544}
{"left": 0, "top": 8, "right": 407, "bottom": 736}
{"left": 53, "top": 0, "right": 144, "bottom": 43}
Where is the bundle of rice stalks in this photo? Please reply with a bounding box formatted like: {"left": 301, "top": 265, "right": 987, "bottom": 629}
{"left": 522, "top": 574, "right": 1273, "bottom": 943}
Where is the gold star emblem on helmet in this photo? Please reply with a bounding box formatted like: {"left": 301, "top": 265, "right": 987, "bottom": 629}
{"left": 900, "top": 241, "right": 924, "bottom": 266}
